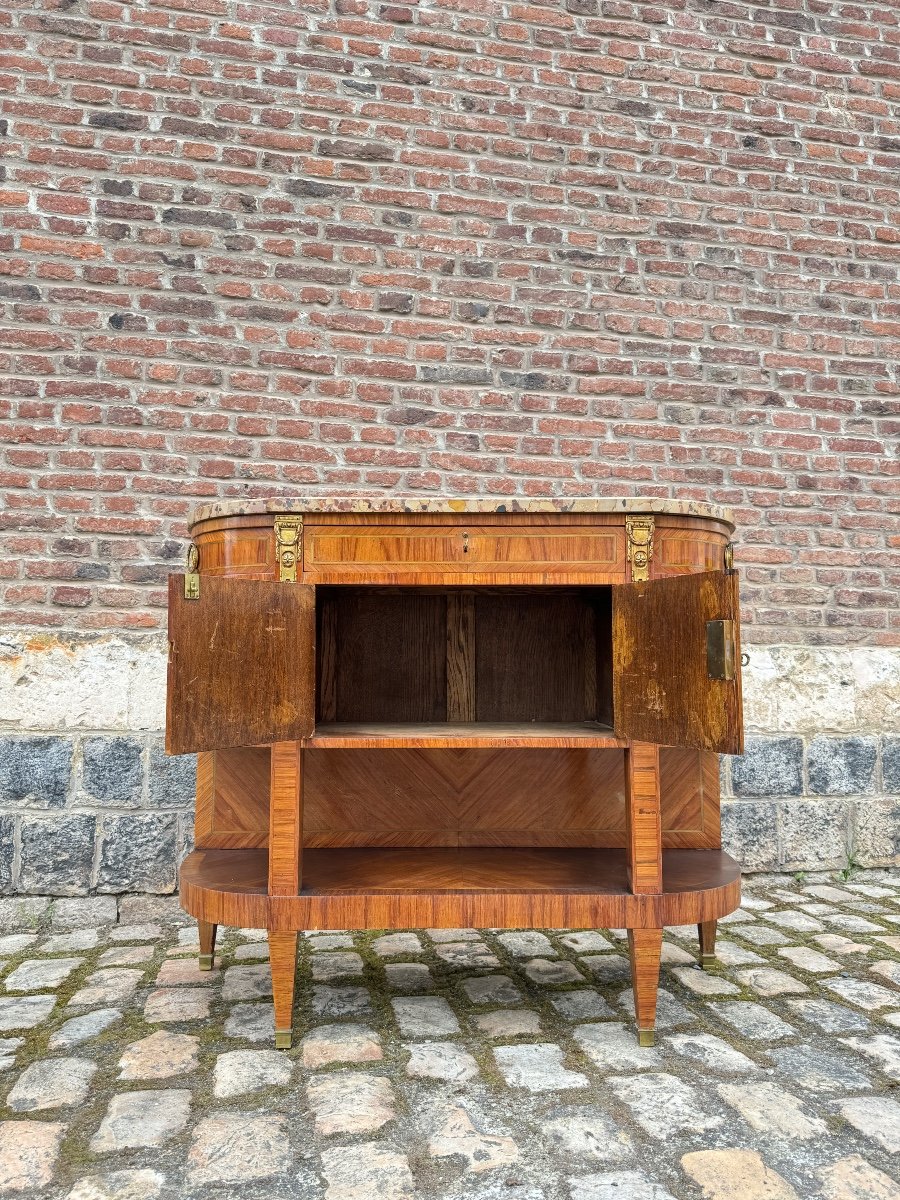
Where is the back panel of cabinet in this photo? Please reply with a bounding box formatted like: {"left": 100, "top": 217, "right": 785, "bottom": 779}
{"left": 316, "top": 586, "right": 612, "bottom": 726}
{"left": 195, "top": 745, "right": 721, "bottom": 851}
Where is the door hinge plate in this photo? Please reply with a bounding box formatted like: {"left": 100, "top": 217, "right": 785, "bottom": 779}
{"left": 184, "top": 544, "right": 200, "bottom": 600}
{"left": 626, "top": 515, "right": 654, "bottom": 583}
{"left": 274, "top": 516, "right": 303, "bottom": 583}
{"left": 707, "top": 618, "right": 736, "bottom": 680}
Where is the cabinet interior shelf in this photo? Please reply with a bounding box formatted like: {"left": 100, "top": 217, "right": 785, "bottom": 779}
{"left": 180, "top": 846, "right": 740, "bottom": 930}
{"left": 304, "top": 721, "right": 620, "bottom": 748}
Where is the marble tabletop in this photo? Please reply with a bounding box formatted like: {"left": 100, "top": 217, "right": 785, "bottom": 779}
{"left": 190, "top": 496, "right": 735, "bottom": 529}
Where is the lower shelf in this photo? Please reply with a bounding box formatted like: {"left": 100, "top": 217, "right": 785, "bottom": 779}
{"left": 180, "top": 846, "right": 741, "bottom": 931}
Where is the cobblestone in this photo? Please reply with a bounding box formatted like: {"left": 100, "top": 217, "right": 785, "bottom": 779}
{"left": 301, "top": 1023, "right": 383, "bottom": 1068}
{"left": 0, "top": 1120, "right": 65, "bottom": 1193}
{"left": 681, "top": 1149, "right": 799, "bottom": 1200}
{"left": 610, "top": 1074, "right": 721, "bottom": 1139}
{"left": 392, "top": 995, "right": 460, "bottom": 1037}
{"left": 213, "top": 1048, "right": 292, "bottom": 1098}
{"left": 4, "top": 957, "right": 83, "bottom": 991}
{"left": 472, "top": 1008, "right": 542, "bottom": 1037}
{"left": 311, "top": 984, "right": 372, "bottom": 1016}
{"left": 493, "top": 1044, "right": 589, "bottom": 1091}
{"left": 117, "top": 1031, "right": 199, "bottom": 1080}
{"left": 142, "top": 987, "right": 210, "bottom": 1022}
{"left": 0, "top": 872, "right": 896, "bottom": 1195}
{"left": 307, "top": 1073, "right": 396, "bottom": 1135}
{"left": 717, "top": 1081, "right": 827, "bottom": 1138}
{"left": 320, "top": 1142, "right": 414, "bottom": 1200}
{"left": 90, "top": 1090, "right": 191, "bottom": 1151}
{"left": 6, "top": 1057, "right": 96, "bottom": 1111}
{"left": 405, "top": 1041, "right": 479, "bottom": 1082}
{"left": 428, "top": 1103, "right": 518, "bottom": 1173}
{"left": 187, "top": 1113, "right": 291, "bottom": 1184}
{"left": 818, "top": 1154, "right": 900, "bottom": 1200}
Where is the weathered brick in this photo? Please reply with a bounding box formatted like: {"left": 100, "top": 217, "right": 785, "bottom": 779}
{"left": 0, "top": 0, "right": 892, "bottom": 916}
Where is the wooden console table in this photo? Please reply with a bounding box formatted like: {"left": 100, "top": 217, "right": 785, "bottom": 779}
{"left": 167, "top": 498, "right": 744, "bottom": 1047}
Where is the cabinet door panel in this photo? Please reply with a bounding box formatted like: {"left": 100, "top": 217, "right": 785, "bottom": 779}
{"left": 612, "top": 570, "right": 743, "bottom": 754}
{"left": 167, "top": 575, "right": 314, "bottom": 754}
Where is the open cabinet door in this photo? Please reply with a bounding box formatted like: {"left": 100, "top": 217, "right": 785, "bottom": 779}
{"left": 166, "top": 575, "right": 315, "bottom": 754}
{"left": 612, "top": 570, "right": 743, "bottom": 754}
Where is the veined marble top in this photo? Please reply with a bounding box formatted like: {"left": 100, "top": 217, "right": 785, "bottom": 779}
{"left": 190, "top": 496, "right": 735, "bottom": 529}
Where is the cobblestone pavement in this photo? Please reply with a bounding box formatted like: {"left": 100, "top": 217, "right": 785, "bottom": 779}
{"left": 1, "top": 871, "right": 900, "bottom": 1199}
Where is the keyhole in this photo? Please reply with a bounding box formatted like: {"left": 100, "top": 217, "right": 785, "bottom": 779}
{"left": 463, "top": 531, "right": 469, "bottom": 554}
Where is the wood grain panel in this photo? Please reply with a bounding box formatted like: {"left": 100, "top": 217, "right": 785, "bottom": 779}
{"left": 197, "top": 746, "right": 718, "bottom": 850}
{"left": 446, "top": 592, "right": 475, "bottom": 722}
{"left": 625, "top": 743, "right": 662, "bottom": 894}
{"left": 302, "top": 522, "right": 627, "bottom": 583}
{"left": 269, "top": 741, "right": 302, "bottom": 895}
{"left": 194, "top": 752, "right": 217, "bottom": 846}
{"left": 197, "top": 532, "right": 274, "bottom": 577}
{"left": 652, "top": 528, "right": 725, "bottom": 578}
{"left": 613, "top": 570, "right": 743, "bottom": 755}
{"left": 661, "top": 749, "right": 721, "bottom": 848}
{"left": 327, "top": 589, "right": 447, "bottom": 723}
{"left": 166, "top": 576, "right": 315, "bottom": 754}
{"left": 466, "top": 527, "right": 625, "bottom": 573}
{"left": 195, "top": 747, "right": 269, "bottom": 849}
{"left": 474, "top": 590, "right": 599, "bottom": 722}
{"left": 305, "top": 525, "right": 462, "bottom": 577}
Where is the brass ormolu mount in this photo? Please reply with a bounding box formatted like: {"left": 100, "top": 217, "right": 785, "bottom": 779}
{"left": 274, "top": 516, "right": 303, "bottom": 583}
{"left": 625, "top": 515, "right": 654, "bottom": 583}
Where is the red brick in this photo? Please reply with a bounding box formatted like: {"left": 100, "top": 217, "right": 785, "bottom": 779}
{"left": 0, "top": 2, "right": 894, "bottom": 642}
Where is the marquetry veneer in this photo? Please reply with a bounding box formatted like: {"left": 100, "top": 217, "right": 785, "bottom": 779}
{"left": 167, "top": 499, "right": 745, "bottom": 1048}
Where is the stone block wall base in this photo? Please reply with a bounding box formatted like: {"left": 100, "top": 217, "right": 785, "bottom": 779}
{"left": 0, "top": 636, "right": 898, "bottom": 892}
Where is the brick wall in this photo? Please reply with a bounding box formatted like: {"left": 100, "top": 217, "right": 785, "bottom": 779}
{"left": 1, "top": 0, "right": 898, "bottom": 892}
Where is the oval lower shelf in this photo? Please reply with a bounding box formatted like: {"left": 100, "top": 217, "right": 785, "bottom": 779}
{"left": 180, "top": 846, "right": 741, "bottom": 931}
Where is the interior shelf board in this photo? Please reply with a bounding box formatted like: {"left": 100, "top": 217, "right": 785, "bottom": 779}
{"left": 304, "top": 721, "right": 622, "bottom": 748}
{"left": 182, "top": 846, "right": 738, "bottom": 897}
{"left": 180, "top": 847, "right": 740, "bottom": 930}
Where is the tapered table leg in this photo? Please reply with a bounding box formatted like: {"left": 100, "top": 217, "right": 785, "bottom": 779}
{"left": 269, "top": 930, "right": 298, "bottom": 1049}
{"left": 198, "top": 920, "right": 217, "bottom": 971}
{"left": 628, "top": 926, "right": 663, "bottom": 1046}
{"left": 698, "top": 919, "right": 717, "bottom": 967}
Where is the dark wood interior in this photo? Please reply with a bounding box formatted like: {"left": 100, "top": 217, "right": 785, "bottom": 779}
{"left": 316, "top": 585, "right": 612, "bottom": 727}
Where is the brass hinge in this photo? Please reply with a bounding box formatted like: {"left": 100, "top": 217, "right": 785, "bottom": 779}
{"left": 625, "top": 515, "right": 654, "bottom": 583}
{"left": 724, "top": 542, "right": 735, "bottom": 572}
{"left": 707, "top": 619, "right": 736, "bottom": 680}
{"left": 184, "top": 543, "right": 200, "bottom": 600}
{"left": 274, "top": 515, "right": 303, "bottom": 583}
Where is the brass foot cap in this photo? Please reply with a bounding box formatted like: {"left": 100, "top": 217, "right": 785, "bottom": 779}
{"left": 700, "top": 954, "right": 716, "bottom": 970}
{"left": 637, "top": 1029, "right": 655, "bottom": 1048}
{"left": 274, "top": 1029, "right": 292, "bottom": 1050}
{"left": 198, "top": 954, "right": 214, "bottom": 972}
